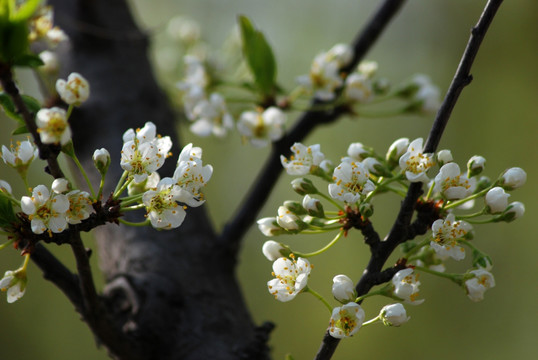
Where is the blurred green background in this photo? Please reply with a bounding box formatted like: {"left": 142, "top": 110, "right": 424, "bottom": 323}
{"left": 1, "top": 0, "right": 536, "bottom": 359}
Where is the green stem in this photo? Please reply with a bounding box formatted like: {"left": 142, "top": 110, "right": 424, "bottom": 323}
{"left": 303, "top": 286, "right": 333, "bottom": 313}
{"left": 113, "top": 173, "right": 133, "bottom": 199}
{"left": 71, "top": 153, "right": 96, "bottom": 198}
{"left": 120, "top": 204, "right": 145, "bottom": 212}
{"left": 403, "top": 238, "right": 430, "bottom": 259}
{"left": 317, "top": 192, "right": 345, "bottom": 211}
{"left": 456, "top": 209, "right": 487, "bottom": 219}
{"left": 119, "top": 194, "right": 144, "bottom": 207}
{"left": 66, "top": 104, "right": 74, "bottom": 120}
{"left": 414, "top": 265, "right": 459, "bottom": 283}
{"left": 118, "top": 218, "right": 150, "bottom": 227}
{"left": 362, "top": 315, "right": 381, "bottom": 327}
{"left": 293, "top": 230, "right": 344, "bottom": 257}
{"left": 0, "top": 239, "right": 14, "bottom": 250}
{"left": 444, "top": 187, "right": 490, "bottom": 210}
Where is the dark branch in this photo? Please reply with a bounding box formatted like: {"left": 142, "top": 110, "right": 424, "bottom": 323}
{"left": 219, "top": 0, "right": 408, "bottom": 259}
{"left": 0, "top": 63, "right": 65, "bottom": 179}
{"left": 314, "top": 0, "right": 504, "bottom": 359}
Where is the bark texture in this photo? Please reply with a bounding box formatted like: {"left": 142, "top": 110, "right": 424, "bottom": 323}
{"left": 49, "top": 0, "right": 270, "bottom": 359}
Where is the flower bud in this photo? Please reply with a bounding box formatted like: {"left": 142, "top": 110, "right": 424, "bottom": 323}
{"left": 332, "top": 275, "right": 356, "bottom": 303}
{"left": 257, "top": 217, "right": 286, "bottom": 237}
{"left": 380, "top": 303, "right": 409, "bottom": 327}
{"left": 385, "top": 137, "right": 409, "bottom": 168}
{"left": 38, "top": 50, "right": 59, "bottom": 74}
{"left": 283, "top": 200, "right": 306, "bottom": 216}
{"left": 56, "top": 72, "right": 90, "bottom": 106}
{"left": 277, "top": 206, "right": 306, "bottom": 231}
{"left": 485, "top": 187, "right": 509, "bottom": 214}
{"left": 0, "top": 180, "right": 12, "bottom": 194}
{"left": 496, "top": 201, "right": 525, "bottom": 223}
{"left": 362, "top": 157, "right": 389, "bottom": 177}
{"left": 302, "top": 195, "right": 325, "bottom": 218}
{"left": 291, "top": 177, "right": 318, "bottom": 195}
{"left": 474, "top": 176, "right": 492, "bottom": 193}
{"left": 347, "top": 142, "right": 370, "bottom": 162}
{"left": 93, "top": 148, "right": 111, "bottom": 175}
{"left": 467, "top": 155, "right": 486, "bottom": 177}
{"left": 262, "top": 241, "right": 287, "bottom": 261}
{"left": 52, "top": 178, "right": 69, "bottom": 194}
{"left": 436, "top": 149, "right": 453, "bottom": 166}
{"left": 359, "top": 202, "right": 374, "bottom": 217}
{"left": 500, "top": 167, "right": 526, "bottom": 190}
{"left": 465, "top": 269, "right": 495, "bottom": 302}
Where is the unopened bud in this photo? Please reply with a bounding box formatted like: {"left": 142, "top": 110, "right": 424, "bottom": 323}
{"left": 93, "top": 148, "right": 111, "bottom": 175}
{"left": 291, "top": 177, "right": 318, "bottom": 195}
{"left": 467, "top": 155, "right": 486, "bottom": 177}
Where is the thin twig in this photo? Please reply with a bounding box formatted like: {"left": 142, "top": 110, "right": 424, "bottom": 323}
{"left": 219, "top": 0, "right": 408, "bottom": 258}
{"left": 314, "top": 0, "right": 504, "bottom": 359}
{"left": 0, "top": 63, "right": 65, "bottom": 179}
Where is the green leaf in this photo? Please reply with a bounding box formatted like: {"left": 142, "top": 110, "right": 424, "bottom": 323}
{"left": 0, "top": 91, "right": 23, "bottom": 123}
{"left": 12, "top": 53, "right": 44, "bottom": 68}
{"left": 10, "top": 0, "right": 41, "bottom": 22}
{"left": 238, "top": 15, "right": 277, "bottom": 97}
{"left": 21, "top": 94, "right": 41, "bottom": 114}
{"left": 12, "top": 124, "right": 28, "bottom": 135}
{"left": 0, "top": 193, "right": 17, "bottom": 228}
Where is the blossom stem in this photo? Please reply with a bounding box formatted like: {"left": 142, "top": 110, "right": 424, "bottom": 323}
{"left": 118, "top": 218, "right": 150, "bottom": 227}
{"left": 425, "top": 180, "right": 435, "bottom": 200}
{"left": 66, "top": 104, "right": 74, "bottom": 120}
{"left": 0, "top": 239, "right": 14, "bottom": 250}
{"left": 303, "top": 286, "right": 333, "bottom": 313}
{"left": 21, "top": 253, "right": 30, "bottom": 271}
{"left": 455, "top": 209, "right": 487, "bottom": 219}
{"left": 444, "top": 187, "right": 490, "bottom": 210}
{"left": 414, "top": 265, "right": 459, "bottom": 282}
{"left": 365, "top": 174, "right": 405, "bottom": 201}
{"left": 119, "top": 194, "right": 144, "bottom": 207}
{"left": 317, "top": 192, "right": 345, "bottom": 211}
{"left": 361, "top": 315, "right": 381, "bottom": 327}
{"left": 71, "top": 153, "right": 96, "bottom": 198}
{"left": 120, "top": 204, "right": 145, "bottom": 212}
{"left": 293, "top": 230, "right": 344, "bottom": 257}
{"left": 97, "top": 175, "right": 106, "bottom": 201}
{"left": 403, "top": 238, "right": 430, "bottom": 259}
{"left": 113, "top": 172, "right": 132, "bottom": 199}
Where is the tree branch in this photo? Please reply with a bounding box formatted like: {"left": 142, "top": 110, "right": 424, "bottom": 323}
{"left": 314, "top": 0, "right": 504, "bottom": 358}
{"left": 219, "top": 0, "right": 408, "bottom": 259}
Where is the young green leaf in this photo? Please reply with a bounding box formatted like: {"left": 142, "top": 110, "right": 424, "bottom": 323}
{"left": 238, "top": 15, "right": 277, "bottom": 97}
{"left": 0, "top": 193, "right": 17, "bottom": 228}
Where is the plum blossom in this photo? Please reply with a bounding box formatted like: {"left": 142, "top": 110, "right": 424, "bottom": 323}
{"left": 386, "top": 137, "right": 409, "bottom": 167}
{"left": 344, "top": 73, "right": 373, "bottom": 103}
{"left": 500, "top": 167, "right": 526, "bottom": 190}
{"left": 332, "top": 275, "right": 356, "bottom": 303}
{"left": 399, "top": 138, "right": 434, "bottom": 183}
{"left": 329, "top": 161, "right": 375, "bottom": 203}
{"left": 0, "top": 269, "right": 27, "bottom": 303}
{"left": 237, "top": 107, "right": 286, "bottom": 147}
{"left": 1, "top": 139, "right": 38, "bottom": 174}
{"left": 465, "top": 269, "right": 495, "bottom": 302}
{"left": 467, "top": 155, "right": 486, "bottom": 177}
{"left": 21, "top": 185, "right": 69, "bottom": 234}
{"left": 142, "top": 177, "right": 186, "bottom": 229}
{"left": 280, "top": 143, "right": 325, "bottom": 176}
{"left": 262, "top": 241, "right": 286, "bottom": 261}
{"left": 65, "top": 190, "right": 93, "bottom": 225}
{"left": 276, "top": 206, "right": 304, "bottom": 231}
{"left": 329, "top": 302, "right": 365, "bottom": 338}
{"left": 409, "top": 74, "right": 441, "bottom": 114}
{"left": 36, "top": 107, "right": 71, "bottom": 145}
{"left": 267, "top": 256, "right": 312, "bottom": 302}
{"left": 56, "top": 73, "right": 90, "bottom": 106}
{"left": 297, "top": 44, "right": 352, "bottom": 101}
{"left": 257, "top": 217, "right": 285, "bottom": 237}
{"left": 485, "top": 187, "right": 510, "bottom": 213}
{"left": 380, "top": 303, "right": 409, "bottom": 327}
{"left": 431, "top": 213, "right": 472, "bottom": 260}
{"left": 189, "top": 93, "right": 234, "bottom": 138}
{"left": 392, "top": 268, "right": 424, "bottom": 305}
{"left": 434, "top": 162, "right": 476, "bottom": 200}
{"left": 173, "top": 143, "right": 213, "bottom": 207}
{"left": 120, "top": 122, "right": 172, "bottom": 183}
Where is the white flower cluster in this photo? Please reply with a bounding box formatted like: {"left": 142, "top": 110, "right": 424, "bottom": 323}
{"left": 297, "top": 43, "right": 353, "bottom": 101}
{"left": 29, "top": 6, "right": 68, "bottom": 46}
{"left": 20, "top": 179, "right": 93, "bottom": 235}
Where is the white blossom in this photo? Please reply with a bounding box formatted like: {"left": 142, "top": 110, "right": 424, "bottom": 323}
{"left": 51, "top": 178, "right": 69, "bottom": 194}
{"left": 329, "top": 302, "right": 365, "bottom": 339}
{"left": 38, "top": 50, "right": 59, "bottom": 74}
{"left": 430, "top": 213, "right": 472, "bottom": 261}
{"left": 65, "top": 190, "right": 93, "bottom": 225}
{"left": 386, "top": 137, "right": 409, "bottom": 165}
{"left": 501, "top": 167, "right": 526, "bottom": 190}
{"left": 380, "top": 303, "right": 409, "bottom": 327}
{"left": 467, "top": 155, "right": 486, "bottom": 177}
{"left": 329, "top": 161, "right": 375, "bottom": 203}
{"left": 392, "top": 268, "right": 424, "bottom": 305}
{"left": 190, "top": 93, "right": 234, "bottom": 138}
{"left": 503, "top": 201, "right": 525, "bottom": 222}
{"left": 346, "top": 142, "right": 369, "bottom": 162}
{"left": 21, "top": 185, "right": 69, "bottom": 234}
{"left": 0, "top": 270, "right": 27, "bottom": 303}
{"left": 267, "top": 256, "right": 312, "bottom": 302}
{"left": 465, "top": 269, "right": 495, "bottom": 302}
{"left": 36, "top": 107, "right": 71, "bottom": 145}
{"left": 276, "top": 206, "right": 302, "bottom": 231}
{"left": 1, "top": 139, "right": 38, "bottom": 171}
{"left": 434, "top": 162, "right": 475, "bottom": 200}
{"left": 56, "top": 73, "right": 90, "bottom": 106}
{"left": 93, "top": 148, "right": 111, "bottom": 173}
{"left": 280, "top": 143, "right": 325, "bottom": 176}
{"left": 485, "top": 187, "right": 510, "bottom": 213}
{"left": 436, "top": 149, "right": 453, "bottom": 165}
{"left": 173, "top": 143, "right": 213, "bottom": 207}
{"left": 262, "top": 241, "right": 285, "bottom": 261}
{"left": 257, "top": 217, "right": 283, "bottom": 237}
{"left": 0, "top": 180, "right": 12, "bottom": 194}
{"left": 142, "top": 177, "right": 186, "bottom": 229}
{"left": 399, "top": 138, "right": 434, "bottom": 183}
{"left": 410, "top": 74, "right": 441, "bottom": 114}
{"left": 332, "top": 275, "right": 356, "bottom": 303}
{"left": 344, "top": 73, "right": 373, "bottom": 103}
{"left": 237, "top": 107, "right": 286, "bottom": 147}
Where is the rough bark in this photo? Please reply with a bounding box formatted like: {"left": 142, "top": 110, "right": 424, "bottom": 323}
{"left": 49, "top": 0, "right": 269, "bottom": 359}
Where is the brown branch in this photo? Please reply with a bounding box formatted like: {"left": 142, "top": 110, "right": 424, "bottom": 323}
{"left": 219, "top": 0, "right": 408, "bottom": 259}
{"left": 314, "top": 0, "right": 505, "bottom": 358}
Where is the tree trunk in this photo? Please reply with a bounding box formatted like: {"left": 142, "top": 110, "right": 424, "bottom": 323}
{"left": 50, "top": 0, "right": 271, "bottom": 358}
